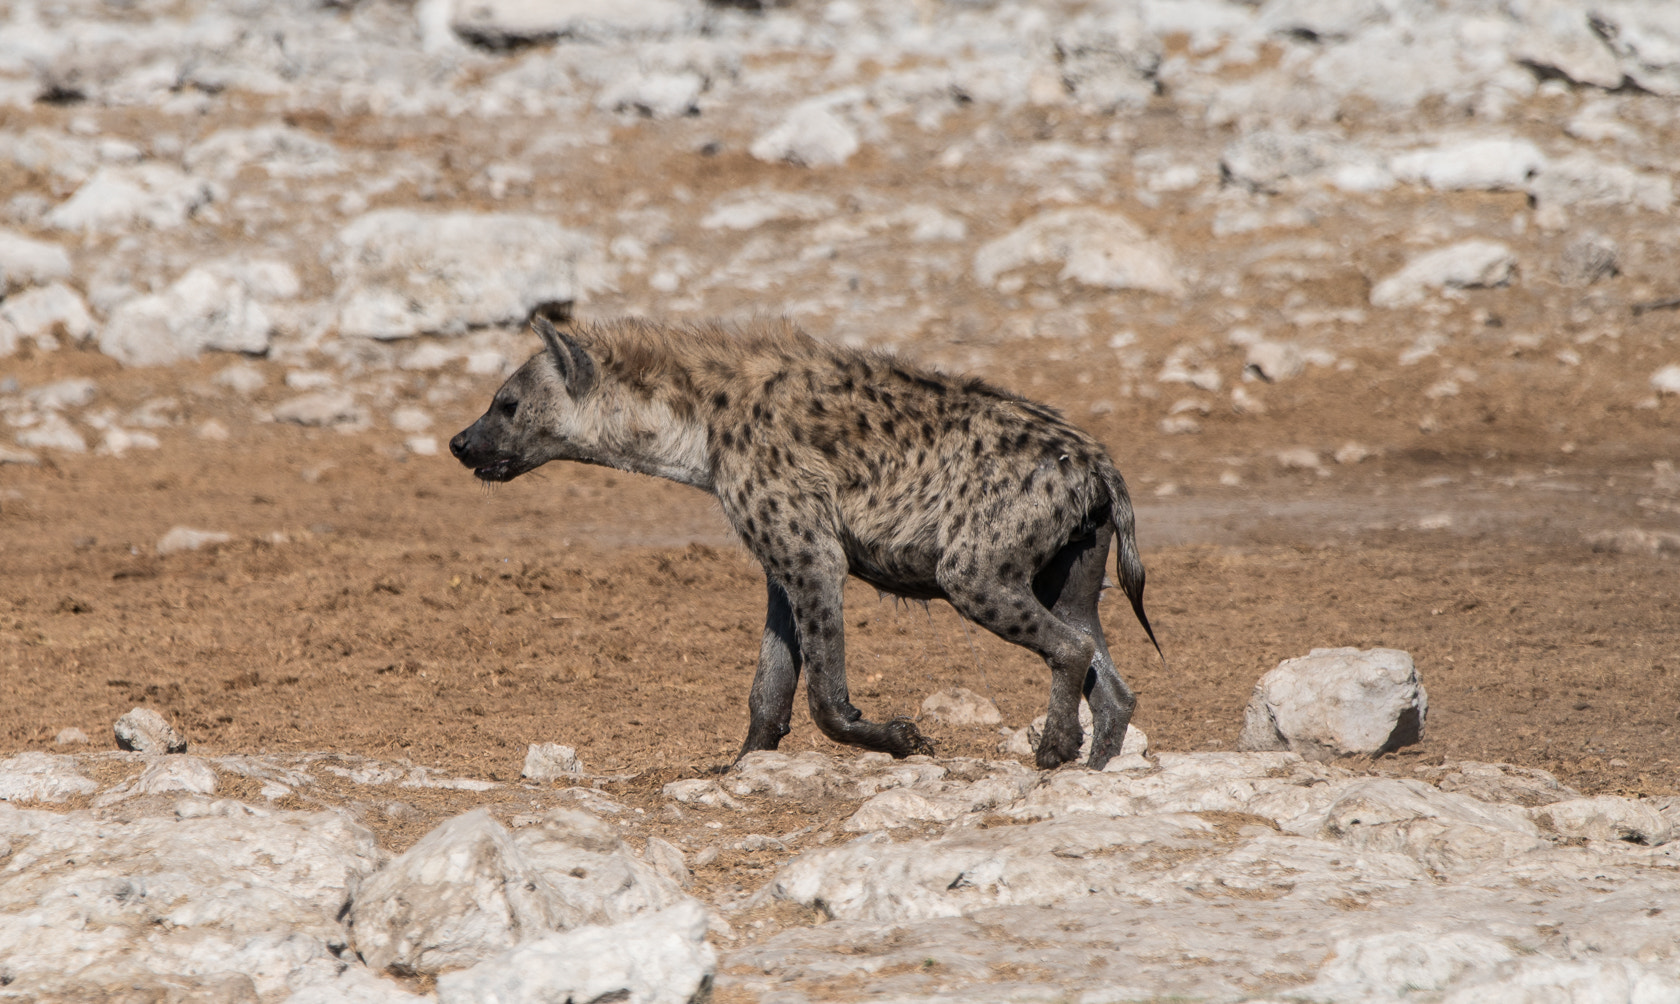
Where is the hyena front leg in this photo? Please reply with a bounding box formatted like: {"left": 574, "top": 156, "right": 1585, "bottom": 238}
{"left": 739, "top": 579, "right": 802, "bottom": 758}
{"left": 1033, "top": 527, "right": 1137, "bottom": 771}
{"left": 777, "top": 542, "right": 931, "bottom": 758}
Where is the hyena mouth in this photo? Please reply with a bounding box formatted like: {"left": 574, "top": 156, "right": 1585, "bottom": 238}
{"left": 473, "top": 458, "right": 527, "bottom": 483}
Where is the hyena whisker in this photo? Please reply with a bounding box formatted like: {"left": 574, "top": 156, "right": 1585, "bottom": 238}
{"left": 449, "top": 316, "right": 1159, "bottom": 771}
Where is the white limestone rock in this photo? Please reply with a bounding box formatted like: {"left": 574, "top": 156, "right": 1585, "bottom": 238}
{"left": 44, "top": 164, "right": 215, "bottom": 233}
{"left": 750, "top": 105, "right": 860, "bottom": 168}
{"left": 919, "top": 687, "right": 1002, "bottom": 727}
{"left": 1219, "top": 129, "right": 1343, "bottom": 193}
{"left": 389, "top": 407, "right": 433, "bottom": 434}
{"left": 1258, "top": 0, "right": 1390, "bottom": 42}
{"left": 1238, "top": 647, "right": 1427, "bottom": 760}
{"left": 450, "top": 0, "right": 704, "bottom": 47}
{"left": 1389, "top": 137, "right": 1545, "bottom": 192}
{"left": 216, "top": 363, "right": 268, "bottom": 396}
{"left": 1554, "top": 233, "right": 1620, "bottom": 287}
{"left": 1054, "top": 11, "right": 1162, "bottom": 112}
{"left": 273, "top": 392, "right": 366, "bottom": 428}
{"left": 1315, "top": 778, "right": 1545, "bottom": 875}
{"left": 0, "top": 229, "right": 72, "bottom": 294}
{"left": 100, "top": 268, "right": 274, "bottom": 367}
{"left": 598, "top": 70, "right": 703, "bottom": 118}
{"left": 0, "top": 799, "right": 383, "bottom": 999}
{"left": 661, "top": 778, "right": 745, "bottom": 810}
{"left": 114, "top": 707, "right": 189, "bottom": 753}
{"left": 974, "top": 208, "right": 1184, "bottom": 297}
{"left": 347, "top": 809, "right": 572, "bottom": 975}
{"left": 15, "top": 414, "right": 86, "bottom": 453}
{"left": 348, "top": 808, "right": 693, "bottom": 976}
{"left": 1429, "top": 761, "right": 1581, "bottom": 808}
{"left": 183, "top": 125, "right": 343, "bottom": 181}
{"left": 521, "top": 742, "right": 583, "bottom": 780}
{"left": 1511, "top": 1, "right": 1626, "bottom": 90}
{"left": 1652, "top": 365, "right": 1680, "bottom": 396}
{"left": 1533, "top": 795, "right": 1674, "bottom": 846}
{"left": 435, "top": 901, "right": 715, "bottom": 1004}
{"left": 331, "top": 210, "right": 603, "bottom": 339}
{"left": 1244, "top": 339, "right": 1307, "bottom": 382}
{"left": 506, "top": 809, "right": 691, "bottom": 924}
{"left": 700, "top": 190, "right": 838, "bottom": 231}
{"left": 0, "top": 752, "right": 98, "bottom": 803}
{"left": 1528, "top": 152, "right": 1675, "bottom": 213}
{"left": 24, "top": 378, "right": 97, "bottom": 411}
{"left": 1370, "top": 240, "right": 1517, "bottom": 309}
{"left": 156, "top": 526, "right": 234, "bottom": 557}
{"left": 0, "top": 282, "right": 93, "bottom": 346}
{"left": 1594, "top": 2, "right": 1680, "bottom": 96}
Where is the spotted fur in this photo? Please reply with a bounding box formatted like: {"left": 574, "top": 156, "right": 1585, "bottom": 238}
{"left": 450, "top": 316, "right": 1159, "bottom": 769}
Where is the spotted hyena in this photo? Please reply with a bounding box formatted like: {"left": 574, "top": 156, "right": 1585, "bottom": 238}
{"left": 450, "top": 317, "right": 1160, "bottom": 770}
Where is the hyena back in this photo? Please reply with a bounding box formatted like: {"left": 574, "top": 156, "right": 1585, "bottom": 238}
{"left": 450, "top": 317, "right": 1160, "bottom": 770}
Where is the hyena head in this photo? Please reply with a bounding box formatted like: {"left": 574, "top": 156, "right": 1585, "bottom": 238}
{"left": 449, "top": 317, "right": 599, "bottom": 483}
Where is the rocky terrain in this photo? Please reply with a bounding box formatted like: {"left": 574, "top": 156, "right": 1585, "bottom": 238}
{"left": 3, "top": 0, "right": 1680, "bottom": 1000}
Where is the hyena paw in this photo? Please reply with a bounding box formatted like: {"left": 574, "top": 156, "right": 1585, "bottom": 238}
{"left": 1034, "top": 726, "right": 1082, "bottom": 770}
{"left": 884, "top": 717, "right": 935, "bottom": 759}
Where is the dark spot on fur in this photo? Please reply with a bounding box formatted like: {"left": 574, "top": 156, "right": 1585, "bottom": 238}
{"left": 712, "top": 391, "right": 730, "bottom": 409}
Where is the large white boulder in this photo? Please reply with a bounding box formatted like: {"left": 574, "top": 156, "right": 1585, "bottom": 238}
{"left": 750, "top": 105, "right": 860, "bottom": 168}
{"left": 0, "top": 752, "right": 98, "bottom": 803}
{"left": 347, "top": 808, "right": 692, "bottom": 976}
{"left": 1528, "top": 152, "right": 1675, "bottom": 213}
{"left": 331, "top": 210, "right": 603, "bottom": 339}
{"left": 347, "top": 809, "right": 570, "bottom": 975}
{"left": 0, "top": 800, "right": 384, "bottom": 999}
{"left": 1389, "top": 137, "right": 1545, "bottom": 191}
{"left": 974, "top": 208, "right": 1185, "bottom": 297}
{"left": 1237, "top": 647, "right": 1427, "bottom": 760}
{"left": 1369, "top": 241, "right": 1517, "bottom": 309}
{"left": 0, "top": 229, "right": 72, "bottom": 294}
{"left": 99, "top": 268, "right": 274, "bottom": 367}
{"left": 43, "top": 164, "right": 215, "bottom": 233}
{"left": 0, "top": 282, "right": 93, "bottom": 346}
{"left": 114, "top": 707, "right": 189, "bottom": 753}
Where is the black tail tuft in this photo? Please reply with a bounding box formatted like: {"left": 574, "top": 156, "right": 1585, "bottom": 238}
{"left": 1105, "top": 468, "right": 1164, "bottom": 665}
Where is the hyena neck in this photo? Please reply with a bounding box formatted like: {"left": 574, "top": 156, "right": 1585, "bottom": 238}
{"left": 588, "top": 396, "right": 714, "bottom": 491}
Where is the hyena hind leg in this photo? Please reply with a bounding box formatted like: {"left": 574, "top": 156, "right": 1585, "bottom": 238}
{"left": 1033, "top": 528, "right": 1137, "bottom": 771}
{"left": 940, "top": 555, "right": 1097, "bottom": 770}
{"left": 739, "top": 580, "right": 802, "bottom": 759}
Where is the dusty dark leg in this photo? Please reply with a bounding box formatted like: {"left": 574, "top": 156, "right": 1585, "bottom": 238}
{"left": 1034, "top": 528, "right": 1136, "bottom": 771}
{"left": 940, "top": 557, "right": 1097, "bottom": 770}
{"left": 739, "top": 578, "right": 802, "bottom": 758}
{"left": 786, "top": 550, "right": 930, "bottom": 758}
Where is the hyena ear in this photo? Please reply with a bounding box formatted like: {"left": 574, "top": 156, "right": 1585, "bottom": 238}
{"left": 533, "top": 316, "right": 597, "bottom": 399}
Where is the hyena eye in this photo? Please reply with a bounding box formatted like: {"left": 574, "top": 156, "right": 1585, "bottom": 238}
{"left": 497, "top": 398, "right": 518, "bottom": 418}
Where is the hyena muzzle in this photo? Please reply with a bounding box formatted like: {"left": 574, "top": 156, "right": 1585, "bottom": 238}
{"left": 450, "top": 317, "right": 1161, "bottom": 770}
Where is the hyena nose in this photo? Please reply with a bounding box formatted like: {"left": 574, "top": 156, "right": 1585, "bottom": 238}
{"left": 449, "top": 428, "right": 473, "bottom": 461}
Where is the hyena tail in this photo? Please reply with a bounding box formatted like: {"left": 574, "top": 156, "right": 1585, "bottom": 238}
{"left": 1101, "top": 464, "right": 1164, "bottom": 663}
